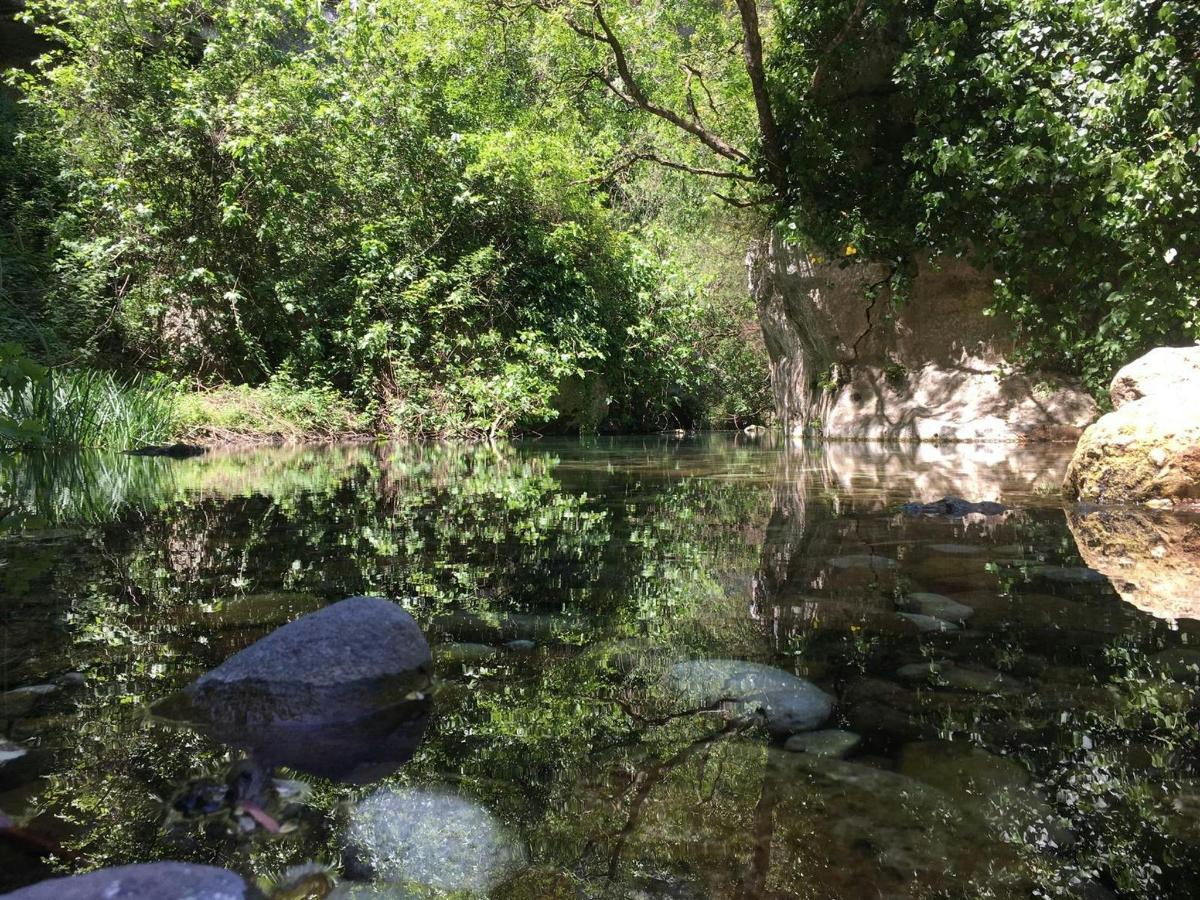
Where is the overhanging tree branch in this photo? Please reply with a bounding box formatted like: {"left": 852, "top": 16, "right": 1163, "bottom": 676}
{"left": 732, "top": 0, "right": 787, "bottom": 192}
{"left": 566, "top": 2, "right": 753, "bottom": 166}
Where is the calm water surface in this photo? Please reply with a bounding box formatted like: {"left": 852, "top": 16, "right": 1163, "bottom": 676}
{"left": 1, "top": 436, "right": 1199, "bottom": 899}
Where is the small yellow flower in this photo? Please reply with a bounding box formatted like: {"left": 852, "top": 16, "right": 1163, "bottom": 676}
{"left": 844, "top": 244, "right": 858, "bottom": 257}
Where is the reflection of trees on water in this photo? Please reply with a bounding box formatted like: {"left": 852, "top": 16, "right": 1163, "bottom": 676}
{"left": 5, "top": 438, "right": 1200, "bottom": 897}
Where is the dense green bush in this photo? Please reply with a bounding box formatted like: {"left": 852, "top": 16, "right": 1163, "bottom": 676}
{"left": 5, "top": 0, "right": 768, "bottom": 437}
{"left": 771, "top": 0, "right": 1200, "bottom": 393}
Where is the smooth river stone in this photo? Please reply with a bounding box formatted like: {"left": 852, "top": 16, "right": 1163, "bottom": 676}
{"left": 899, "top": 593, "right": 975, "bottom": 624}
{"left": 182, "top": 595, "right": 432, "bottom": 727}
{"left": 668, "top": 659, "right": 834, "bottom": 736}
{"left": 0, "top": 685, "right": 58, "bottom": 720}
{"left": 897, "top": 613, "right": 960, "bottom": 633}
{"left": 346, "top": 788, "right": 525, "bottom": 894}
{"left": 937, "top": 667, "right": 1025, "bottom": 696}
{"left": 0, "top": 862, "right": 252, "bottom": 899}
{"left": 438, "top": 642, "right": 497, "bottom": 663}
{"left": 1038, "top": 566, "right": 1109, "bottom": 585}
{"left": 0, "top": 739, "right": 27, "bottom": 767}
{"left": 925, "top": 543, "right": 984, "bottom": 556}
{"left": 827, "top": 555, "right": 898, "bottom": 571}
{"left": 895, "top": 660, "right": 954, "bottom": 682}
{"left": 783, "top": 729, "right": 862, "bottom": 758}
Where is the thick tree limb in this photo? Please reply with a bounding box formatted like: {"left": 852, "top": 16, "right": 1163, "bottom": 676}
{"left": 733, "top": 0, "right": 787, "bottom": 191}
{"left": 572, "top": 3, "right": 753, "bottom": 166}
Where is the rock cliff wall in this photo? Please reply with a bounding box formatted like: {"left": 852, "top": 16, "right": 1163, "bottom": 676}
{"left": 749, "top": 235, "right": 1098, "bottom": 442}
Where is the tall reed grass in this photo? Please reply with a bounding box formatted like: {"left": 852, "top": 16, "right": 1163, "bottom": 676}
{"left": 0, "top": 363, "right": 177, "bottom": 450}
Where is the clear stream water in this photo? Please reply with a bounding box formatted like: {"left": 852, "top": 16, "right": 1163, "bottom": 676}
{"left": 1, "top": 436, "right": 1198, "bottom": 899}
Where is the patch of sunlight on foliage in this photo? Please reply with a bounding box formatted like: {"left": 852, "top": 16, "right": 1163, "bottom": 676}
{"left": 174, "top": 377, "right": 369, "bottom": 442}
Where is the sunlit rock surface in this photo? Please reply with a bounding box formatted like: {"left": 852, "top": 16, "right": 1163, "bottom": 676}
{"left": 1067, "top": 506, "right": 1200, "bottom": 622}
{"left": 1065, "top": 346, "right": 1200, "bottom": 505}
{"left": 750, "top": 236, "right": 1098, "bottom": 441}
{"left": 345, "top": 788, "right": 525, "bottom": 894}
{"left": 0, "top": 862, "right": 252, "bottom": 900}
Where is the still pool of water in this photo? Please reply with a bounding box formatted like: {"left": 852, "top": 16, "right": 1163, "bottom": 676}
{"left": 1, "top": 436, "right": 1199, "bottom": 899}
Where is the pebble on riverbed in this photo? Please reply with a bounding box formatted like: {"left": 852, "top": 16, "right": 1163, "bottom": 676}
{"left": 783, "top": 729, "right": 862, "bottom": 758}
{"left": 667, "top": 659, "right": 834, "bottom": 736}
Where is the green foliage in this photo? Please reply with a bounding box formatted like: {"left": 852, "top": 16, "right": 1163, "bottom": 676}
{"left": 772, "top": 0, "right": 1200, "bottom": 393}
{"left": 6, "top": 0, "right": 765, "bottom": 437}
{"left": 0, "top": 343, "right": 176, "bottom": 449}
{"left": 174, "top": 378, "right": 367, "bottom": 442}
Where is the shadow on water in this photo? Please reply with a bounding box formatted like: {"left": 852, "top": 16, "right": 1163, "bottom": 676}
{"left": 1, "top": 436, "right": 1199, "bottom": 897}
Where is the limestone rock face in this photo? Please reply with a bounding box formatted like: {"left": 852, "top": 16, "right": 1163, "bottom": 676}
{"left": 749, "top": 236, "right": 1098, "bottom": 441}
{"left": 1109, "top": 346, "right": 1200, "bottom": 409}
{"left": 1064, "top": 347, "right": 1200, "bottom": 505}
{"left": 1067, "top": 506, "right": 1200, "bottom": 622}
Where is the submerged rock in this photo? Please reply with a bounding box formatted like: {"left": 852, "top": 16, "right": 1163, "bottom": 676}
{"left": 825, "top": 554, "right": 898, "bottom": 571}
{"left": 0, "top": 862, "right": 253, "bottom": 899}
{"left": 925, "top": 543, "right": 985, "bottom": 556}
{"left": 898, "top": 741, "right": 1072, "bottom": 850}
{"left": 783, "top": 729, "right": 861, "bottom": 758}
{"left": 345, "top": 788, "right": 525, "bottom": 894}
{"left": 667, "top": 659, "right": 833, "bottom": 736}
{"left": 897, "top": 612, "right": 960, "bottom": 633}
{"left": 895, "top": 660, "right": 1024, "bottom": 695}
{"left": 156, "top": 596, "right": 432, "bottom": 782}
{"left": 438, "top": 642, "right": 497, "bottom": 664}
{"left": 1037, "top": 565, "right": 1109, "bottom": 586}
{"left": 901, "top": 496, "right": 1007, "bottom": 517}
{"left": 0, "top": 685, "right": 57, "bottom": 720}
{"left": 1064, "top": 347, "right": 1200, "bottom": 505}
{"left": 898, "top": 592, "right": 975, "bottom": 624}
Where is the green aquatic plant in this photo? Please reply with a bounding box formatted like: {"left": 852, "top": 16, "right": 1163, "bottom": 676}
{"left": 0, "top": 344, "right": 177, "bottom": 450}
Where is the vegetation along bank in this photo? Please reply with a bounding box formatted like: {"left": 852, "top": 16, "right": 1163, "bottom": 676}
{"left": 1, "top": 0, "right": 1197, "bottom": 447}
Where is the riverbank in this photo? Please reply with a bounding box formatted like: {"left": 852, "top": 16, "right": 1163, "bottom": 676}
{"left": 170, "top": 383, "right": 371, "bottom": 446}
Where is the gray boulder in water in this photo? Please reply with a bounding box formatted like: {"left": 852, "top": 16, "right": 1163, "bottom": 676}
{"left": 182, "top": 595, "right": 431, "bottom": 725}
{"left": 668, "top": 659, "right": 833, "bottom": 736}
{"left": 156, "top": 596, "right": 432, "bottom": 782}
{"left": 901, "top": 496, "right": 1007, "bottom": 517}
{"left": 0, "top": 862, "right": 254, "bottom": 899}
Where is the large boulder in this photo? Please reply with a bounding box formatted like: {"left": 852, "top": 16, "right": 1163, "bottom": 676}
{"left": 1064, "top": 347, "right": 1200, "bottom": 505}
{"left": 0, "top": 862, "right": 254, "bottom": 900}
{"left": 749, "top": 237, "right": 1099, "bottom": 441}
{"left": 155, "top": 596, "right": 432, "bottom": 782}
{"left": 1066, "top": 506, "right": 1200, "bottom": 622}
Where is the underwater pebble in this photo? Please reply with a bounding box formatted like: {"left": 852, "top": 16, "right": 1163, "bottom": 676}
{"left": 783, "top": 729, "right": 861, "bottom": 758}
{"left": 827, "top": 555, "right": 898, "bottom": 571}
{"left": 897, "top": 613, "right": 960, "bottom": 633}
{"left": 899, "top": 593, "right": 975, "bottom": 624}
